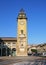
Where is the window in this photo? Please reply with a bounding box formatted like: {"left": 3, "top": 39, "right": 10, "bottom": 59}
{"left": 13, "top": 43, "right": 15, "bottom": 44}
{"left": 21, "top": 44, "right": 23, "bottom": 46}
{"left": 8, "top": 43, "right": 10, "bottom": 44}
{"left": 21, "top": 30, "right": 23, "bottom": 34}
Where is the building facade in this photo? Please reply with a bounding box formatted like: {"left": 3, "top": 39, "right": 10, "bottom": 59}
{"left": 0, "top": 37, "right": 17, "bottom": 56}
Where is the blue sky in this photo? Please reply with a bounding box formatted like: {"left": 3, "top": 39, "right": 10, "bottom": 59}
{"left": 0, "top": 0, "right": 46, "bottom": 44}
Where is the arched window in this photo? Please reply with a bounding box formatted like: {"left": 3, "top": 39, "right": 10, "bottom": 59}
{"left": 21, "top": 30, "right": 23, "bottom": 34}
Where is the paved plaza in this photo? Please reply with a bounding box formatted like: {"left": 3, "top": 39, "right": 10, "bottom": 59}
{"left": 0, "top": 56, "right": 46, "bottom": 65}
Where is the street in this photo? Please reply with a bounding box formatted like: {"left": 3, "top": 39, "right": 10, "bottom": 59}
{"left": 0, "top": 56, "right": 46, "bottom": 65}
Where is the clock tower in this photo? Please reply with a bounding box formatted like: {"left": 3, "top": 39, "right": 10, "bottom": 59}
{"left": 16, "top": 9, "right": 28, "bottom": 56}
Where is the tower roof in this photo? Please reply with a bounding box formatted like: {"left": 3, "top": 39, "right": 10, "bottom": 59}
{"left": 17, "top": 9, "right": 27, "bottom": 19}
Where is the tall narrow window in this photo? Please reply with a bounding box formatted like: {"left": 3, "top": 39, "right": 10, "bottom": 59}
{"left": 21, "top": 30, "right": 23, "bottom": 34}
{"left": 0, "top": 43, "right": 1, "bottom": 46}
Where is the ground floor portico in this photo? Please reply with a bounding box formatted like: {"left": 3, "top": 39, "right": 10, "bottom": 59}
{"left": 0, "top": 47, "right": 16, "bottom": 56}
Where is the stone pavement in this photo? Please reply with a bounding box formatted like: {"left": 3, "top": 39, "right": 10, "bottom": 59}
{"left": 0, "top": 56, "right": 46, "bottom": 65}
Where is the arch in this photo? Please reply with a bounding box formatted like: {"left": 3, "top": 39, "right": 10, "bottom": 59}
{"left": 12, "top": 48, "right": 16, "bottom": 56}
{"left": 12, "top": 48, "right": 16, "bottom": 51}
{"left": 0, "top": 48, "right": 1, "bottom": 56}
{"left": 2, "top": 48, "right": 6, "bottom": 56}
{"left": 7, "top": 48, "right": 11, "bottom": 56}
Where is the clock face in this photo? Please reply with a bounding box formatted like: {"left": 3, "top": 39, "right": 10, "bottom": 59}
{"left": 20, "top": 21, "right": 24, "bottom": 25}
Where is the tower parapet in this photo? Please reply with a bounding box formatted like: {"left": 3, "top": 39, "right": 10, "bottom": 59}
{"left": 17, "top": 9, "right": 27, "bottom": 19}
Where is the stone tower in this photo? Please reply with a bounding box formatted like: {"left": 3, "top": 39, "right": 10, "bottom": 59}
{"left": 16, "top": 9, "right": 28, "bottom": 56}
